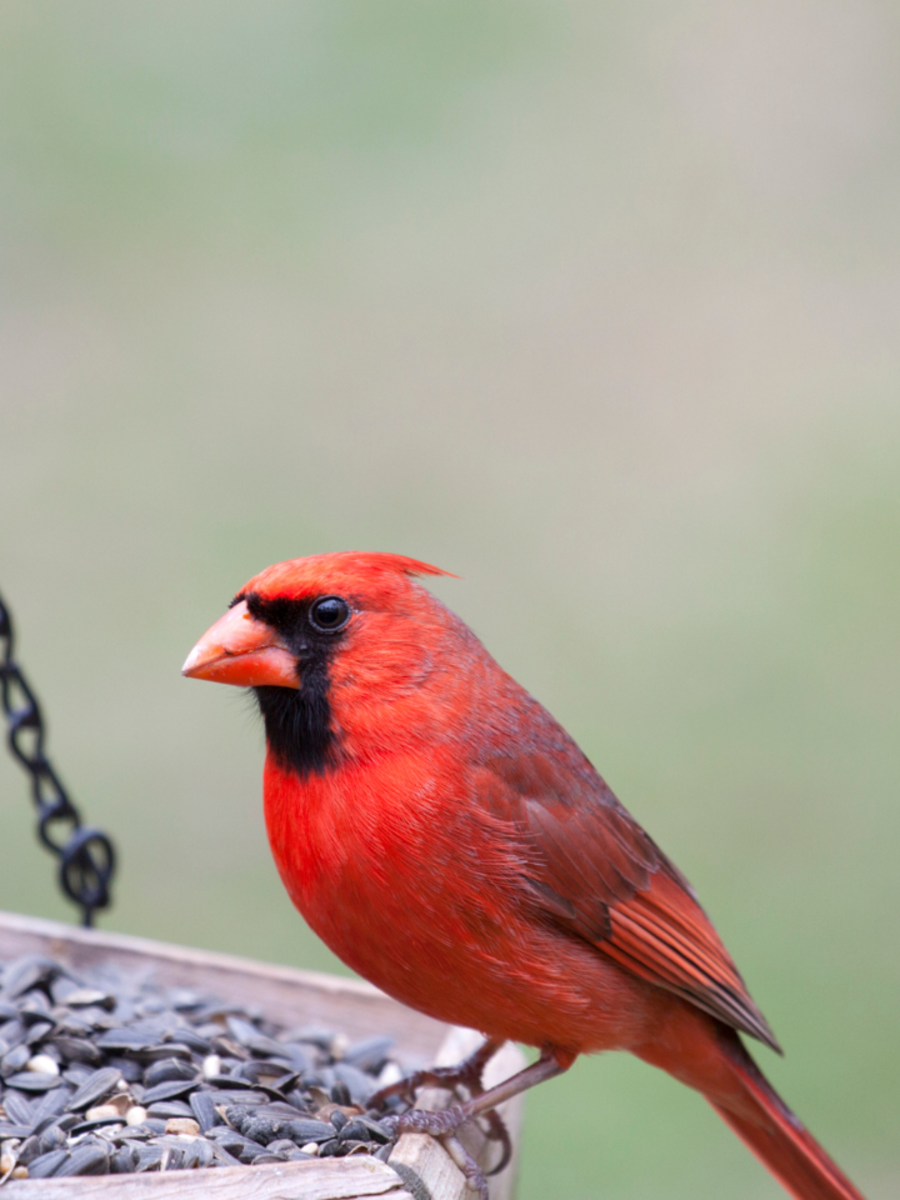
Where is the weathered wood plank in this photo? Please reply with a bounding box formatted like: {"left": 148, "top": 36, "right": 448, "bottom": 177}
{"left": 1, "top": 1157, "right": 408, "bottom": 1199}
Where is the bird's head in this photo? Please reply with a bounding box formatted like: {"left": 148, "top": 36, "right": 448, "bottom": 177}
{"left": 183, "top": 551, "right": 459, "bottom": 776}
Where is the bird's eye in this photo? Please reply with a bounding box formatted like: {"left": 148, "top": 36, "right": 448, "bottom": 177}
{"left": 309, "top": 596, "right": 351, "bottom": 632}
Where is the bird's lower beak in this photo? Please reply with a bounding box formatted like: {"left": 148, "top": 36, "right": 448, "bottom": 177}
{"left": 182, "top": 600, "right": 299, "bottom": 689}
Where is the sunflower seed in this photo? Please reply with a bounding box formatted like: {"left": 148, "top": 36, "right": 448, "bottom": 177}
{"left": 31, "top": 1087, "right": 74, "bottom": 1129}
{"left": 286, "top": 1025, "right": 334, "bottom": 1050}
{"left": 71, "top": 1115, "right": 126, "bottom": 1134}
{"left": 0, "top": 1123, "right": 33, "bottom": 1139}
{"left": 18, "top": 994, "right": 52, "bottom": 1022}
{"left": 136, "top": 1144, "right": 164, "bottom": 1171}
{"left": 49, "top": 1036, "right": 101, "bottom": 1065}
{"left": 56, "top": 1141, "right": 111, "bottom": 1176}
{"left": 2, "top": 1090, "right": 34, "bottom": 1126}
{"left": 26, "top": 1147, "right": 68, "bottom": 1178}
{"left": 143, "top": 1078, "right": 199, "bottom": 1105}
{"left": 67, "top": 1066, "right": 122, "bottom": 1110}
{"left": 5, "top": 1070, "right": 62, "bottom": 1092}
{"left": 175, "top": 1029, "right": 213, "bottom": 1055}
{"left": 344, "top": 1036, "right": 394, "bottom": 1072}
{"left": 63, "top": 1064, "right": 94, "bottom": 1087}
{"left": 334, "top": 1062, "right": 374, "bottom": 1102}
{"left": 184, "top": 1137, "right": 214, "bottom": 1169}
{"left": 188, "top": 1090, "right": 219, "bottom": 1132}
{"left": 207, "top": 1141, "right": 242, "bottom": 1167}
{"left": 95, "top": 1029, "right": 155, "bottom": 1053}
{"left": 0, "top": 949, "right": 419, "bottom": 1180}
{"left": 143, "top": 1041, "right": 194, "bottom": 1062}
{"left": 1, "top": 957, "right": 59, "bottom": 1000}
{"left": 37, "top": 1123, "right": 68, "bottom": 1153}
{"left": 111, "top": 1145, "right": 141, "bottom": 1173}
{"left": 24, "top": 1022, "right": 55, "bottom": 1046}
{"left": 0, "top": 1022, "right": 27, "bottom": 1056}
{"left": 14, "top": 1135, "right": 40, "bottom": 1165}
{"left": 147, "top": 1100, "right": 194, "bottom": 1120}
{"left": 144, "top": 1057, "right": 197, "bottom": 1087}
{"left": 285, "top": 1118, "right": 336, "bottom": 1144}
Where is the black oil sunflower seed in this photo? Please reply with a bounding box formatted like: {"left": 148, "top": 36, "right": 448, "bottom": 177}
{"left": 51, "top": 1035, "right": 102, "bottom": 1065}
{"left": 0, "top": 948, "right": 417, "bottom": 1180}
{"left": 142, "top": 1077, "right": 199, "bottom": 1104}
{"left": 25, "top": 1148, "right": 69, "bottom": 1178}
{"left": 56, "top": 1142, "right": 111, "bottom": 1176}
{"left": 344, "top": 1035, "right": 394, "bottom": 1072}
{"left": 0, "top": 956, "right": 59, "bottom": 999}
{"left": 15, "top": 1135, "right": 42, "bottom": 1165}
{"left": 95, "top": 1028, "right": 157, "bottom": 1053}
{"left": 67, "top": 1065, "right": 122, "bottom": 1110}
{"left": 285, "top": 1118, "right": 336, "bottom": 1144}
{"left": 111, "top": 1145, "right": 141, "bottom": 1173}
{"left": 2, "top": 1089, "right": 34, "bottom": 1126}
{"left": 147, "top": 1100, "right": 194, "bottom": 1119}
{"left": 4, "top": 1070, "right": 62, "bottom": 1092}
{"left": 188, "top": 1090, "right": 220, "bottom": 1131}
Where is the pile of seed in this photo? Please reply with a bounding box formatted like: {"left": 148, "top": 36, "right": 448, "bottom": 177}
{"left": 0, "top": 952, "right": 411, "bottom": 1182}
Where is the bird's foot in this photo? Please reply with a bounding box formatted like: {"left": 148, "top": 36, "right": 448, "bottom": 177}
{"left": 381, "top": 1106, "right": 491, "bottom": 1200}
{"left": 377, "top": 1039, "right": 572, "bottom": 1192}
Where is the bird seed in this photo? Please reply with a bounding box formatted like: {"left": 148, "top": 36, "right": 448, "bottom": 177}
{"left": 0, "top": 951, "right": 413, "bottom": 1181}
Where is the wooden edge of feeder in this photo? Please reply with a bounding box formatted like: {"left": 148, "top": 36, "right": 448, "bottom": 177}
{"left": 0, "top": 910, "right": 444, "bottom": 1059}
{"left": 0, "top": 912, "right": 527, "bottom": 1200}
{"left": 1, "top": 1157, "right": 414, "bottom": 1200}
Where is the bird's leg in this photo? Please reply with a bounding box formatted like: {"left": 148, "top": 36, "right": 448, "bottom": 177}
{"left": 382, "top": 1046, "right": 574, "bottom": 1199}
{"left": 369, "top": 1036, "right": 504, "bottom": 1110}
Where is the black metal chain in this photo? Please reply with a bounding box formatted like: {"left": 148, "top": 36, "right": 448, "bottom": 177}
{"left": 0, "top": 590, "right": 115, "bottom": 927}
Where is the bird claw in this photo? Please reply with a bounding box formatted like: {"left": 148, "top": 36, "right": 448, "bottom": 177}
{"left": 441, "top": 1132, "right": 490, "bottom": 1200}
{"left": 372, "top": 1039, "right": 512, "bottom": 1186}
{"left": 381, "top": 1101, "right": 509, "bottom": 1194}
{"left": 369, "top": 1038, "right": 500, "bottom": 1112}
{"left": 479, "top": 1107, "right": 513, "bottom": 1177}
{"left": 381, "top": 1108, "right": 489, "bottom": 1199}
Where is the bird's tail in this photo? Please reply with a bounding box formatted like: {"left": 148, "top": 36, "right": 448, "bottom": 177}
{"left": 636, "top": 1013, "right": 865, "bottom": 1200}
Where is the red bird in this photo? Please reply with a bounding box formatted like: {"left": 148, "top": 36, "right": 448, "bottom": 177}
{"left": 184, "top": 551, "right": 864, "bottom": 1200}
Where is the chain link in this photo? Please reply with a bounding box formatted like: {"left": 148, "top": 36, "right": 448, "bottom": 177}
{"left": 0, "top": 590, "right": 115, "bottom": 927}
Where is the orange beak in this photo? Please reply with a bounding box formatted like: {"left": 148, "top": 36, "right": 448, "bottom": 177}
{"left": 182, "top": 600, "right": 299, "bottom": 689}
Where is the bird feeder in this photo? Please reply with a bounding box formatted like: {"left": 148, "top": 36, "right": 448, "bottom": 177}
{"left": 0, "top": 910, "right": 524, "bottom": 1199}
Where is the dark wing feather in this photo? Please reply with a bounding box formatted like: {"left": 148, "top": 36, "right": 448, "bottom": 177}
{"left": 482, "top": 746, "right": 780, "bottom": 1052}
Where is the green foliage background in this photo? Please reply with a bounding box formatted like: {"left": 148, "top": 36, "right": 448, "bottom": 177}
{"left": 1, "top": 3, "right": 898, "bottom": 1196}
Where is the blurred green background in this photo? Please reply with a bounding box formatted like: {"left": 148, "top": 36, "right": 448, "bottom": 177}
{"left": 1, "top": 2, "right": 898, "bottom": 1196}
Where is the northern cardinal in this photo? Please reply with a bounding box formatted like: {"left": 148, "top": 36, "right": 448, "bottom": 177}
{"left": 184, "top": 551, "right": 864, "bottom": 1200}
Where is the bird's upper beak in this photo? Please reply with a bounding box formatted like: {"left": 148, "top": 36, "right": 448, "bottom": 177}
{"left": 182, "top": 600, "right": 299, "bottom": 689}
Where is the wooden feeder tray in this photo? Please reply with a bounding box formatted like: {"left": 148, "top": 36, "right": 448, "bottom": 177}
{"left": 0, "top": 911, "right": 524, "bottom": 1200}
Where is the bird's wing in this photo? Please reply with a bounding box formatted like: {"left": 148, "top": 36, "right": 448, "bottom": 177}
{"left": 480, "top": 746, "right": 780, "bottom": 1052}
